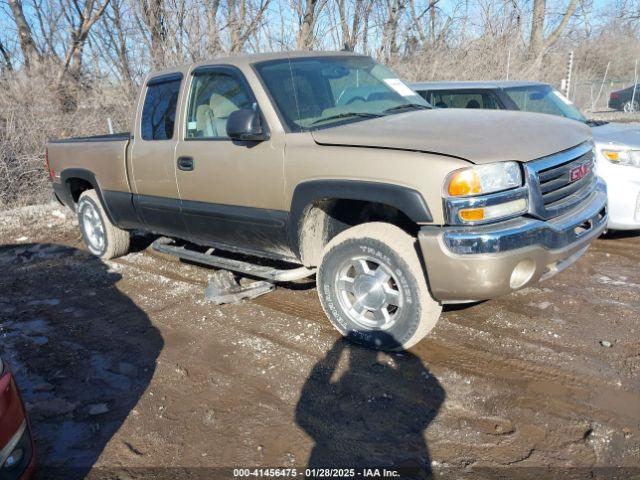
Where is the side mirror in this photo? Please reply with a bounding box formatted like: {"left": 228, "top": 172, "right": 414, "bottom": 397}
{"left": 226, "top": 109, "right": 268, "bottom": 142}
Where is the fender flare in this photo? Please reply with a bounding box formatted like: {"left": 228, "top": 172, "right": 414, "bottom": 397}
{"left": 288, "top": 179, "right": 432, "bottom": 257}
{"left": 59, "top": 168, "right": 118, "bottom": 225}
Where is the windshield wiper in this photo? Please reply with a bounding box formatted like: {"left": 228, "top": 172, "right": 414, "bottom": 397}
{"left": 586, "top": 119, "right": 609, "bottom": 127}
{"left": 383, "top": 103, "right": 431, "bottom": 113}
{"left": 311, "top": 112, "right": 383, "bottom": 126}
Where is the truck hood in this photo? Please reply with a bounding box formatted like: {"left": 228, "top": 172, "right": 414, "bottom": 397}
{"left": 311, "top": 109, "right": 591, "bottom": 164}
{"left": 592, "top": 122, "right": 640, "bottom": 149}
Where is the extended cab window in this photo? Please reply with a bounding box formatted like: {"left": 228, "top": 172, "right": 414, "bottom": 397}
{"left": 428, "top": 90, "right": 499, "bottom": 109}
{"left": 185, "top": 70, "right": 255, "bottom": 139}
{"left": 141, "top": 76, "right": 182, "bottom": 140}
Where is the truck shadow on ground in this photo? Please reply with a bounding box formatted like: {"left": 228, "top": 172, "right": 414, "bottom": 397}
{"left": 295, "top": 335, "right": 444, "bottom": 479}
{"left": 0, "top": 243, "right": 163, "bottom": 480}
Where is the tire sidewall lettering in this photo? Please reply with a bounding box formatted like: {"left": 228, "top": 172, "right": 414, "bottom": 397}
{"left": 319, "top": 238, "right": 421, "bottom": 348}
{"left": 322, "top": 283, "right": 348, "bottom": 331}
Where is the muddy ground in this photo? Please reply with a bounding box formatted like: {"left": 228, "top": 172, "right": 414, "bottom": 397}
{"left": 0, "top": 203, "right": 639, "bottom": 479}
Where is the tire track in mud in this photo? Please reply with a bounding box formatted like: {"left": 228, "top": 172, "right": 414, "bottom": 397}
{"left": 69, "top": 246, "right": 640, "bottom": 404}
{"left": 439, "top": 303, "right": 630, "bottom": 380}
{"left": 252, "top": 288, "right": 326, "bottom": 324}
{"left": 2, "top": 209, "right": 639, "bottom": 469}
{"left": 120, "top": 248, "right": 640, "bottom": 428}
{"left": 98, "top": 253, "right": 330, "bottom": 466}
{"left": 192, "top": 251, "right": 640, "bottom": 457}
{"left": 113, "top": 249, "right": 333, "bottom": 366}
{"left": 419, "top": 335, "right": 637, "bottom": 413}
{"left": 240, "top": 275, "right": 617, "bottom": 392}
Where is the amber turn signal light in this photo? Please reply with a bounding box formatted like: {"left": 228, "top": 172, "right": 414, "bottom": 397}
{"left": 458, "top": 208, "right": 485, "bottom": 221}
{"left": 447, "top": 170, "right": 482, "bottom": 196}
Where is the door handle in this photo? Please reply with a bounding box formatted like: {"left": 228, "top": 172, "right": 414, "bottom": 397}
{"left": 177, "top": 156, "right": 194, "bottom": 171}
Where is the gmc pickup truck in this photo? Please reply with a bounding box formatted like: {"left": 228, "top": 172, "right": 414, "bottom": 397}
{"left": 47, "top": 51, "right": 608, "bottom": 350}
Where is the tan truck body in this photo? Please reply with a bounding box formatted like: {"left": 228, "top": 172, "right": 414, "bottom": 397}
{"left": 47, "top": 51, "right": 608, "bottom": 349}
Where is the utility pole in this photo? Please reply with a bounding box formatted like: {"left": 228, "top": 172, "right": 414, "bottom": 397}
{"left": 561, "top": 50, "right": 574, "bottom": 97}
{"left": 631, "top": 59, "right": 638, "bottom": 112}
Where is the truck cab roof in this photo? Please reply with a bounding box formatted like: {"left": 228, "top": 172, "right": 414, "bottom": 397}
{"left": 145, "top": 50, "right": 366, "bottom": 81}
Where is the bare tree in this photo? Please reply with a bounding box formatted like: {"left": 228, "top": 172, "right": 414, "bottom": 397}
{"left": 8, "top": 0, "right": 42, "bottom": 69}
{"left": 336, "top": 0, "right": 371, "bottom": 50}
{"left": 204, "top": 0, "right": 223, "bottom": 53}
{"left": 378, "top": 0, "right": 407, "bottom": 61}
{"left": 139, "top": 0, "right": 167, "bottom": 67}
{"left": 0, "top": 0, "right": 638, "bottom": 211}
{"left": 227, "top": 0, "right": 271, "bottom": 53}
{"left": 297, "top": 0, "right": 322, "bottom": 49}
{"left": 30, "top": 0, "right": 66, "bottom": 58}
{"left": 58, "top": 0, "right": 111, "bottom": 82}
{"left": 529, "top": 0, "right": 579, "bottom": 57}
{"left": 0, "top": 40, "right": 13, "bottom": 71}
{"left": 93, "top": 0, "right": 137, "bottom": 95}
{"left": 408, "top": 0, "right": 440, "bottom": 48}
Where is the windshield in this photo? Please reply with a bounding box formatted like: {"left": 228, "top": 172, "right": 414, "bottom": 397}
{"left": 254, "top": 56, "right": 429, "bottom": 131}
{"left": 503, "top": 84, "right": 587, "bottom": 123}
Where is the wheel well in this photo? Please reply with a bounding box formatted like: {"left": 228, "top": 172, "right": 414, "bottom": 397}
{"left": 298, "top": 199, "right": 418, "bottom": 267}
{"left": 66, "top": 178, "right": 94, "bottom": 203}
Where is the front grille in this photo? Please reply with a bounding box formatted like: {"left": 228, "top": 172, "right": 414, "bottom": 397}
{"left": 525, "top": 142, "right": 597, "bottom": 220}
{"left": 538, "top": 151, "right": 595, "bottom": 207}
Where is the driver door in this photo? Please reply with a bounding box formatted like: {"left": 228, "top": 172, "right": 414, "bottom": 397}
{"left": 174, "top": 65, "right": 288, "bottom": 258}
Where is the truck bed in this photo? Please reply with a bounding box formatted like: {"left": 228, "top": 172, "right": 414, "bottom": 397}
{"left": 47, "top": 133, "right": 132, "bottom": 195}
{"left": 48, "top": 132, "right": 131, "bottom": 144}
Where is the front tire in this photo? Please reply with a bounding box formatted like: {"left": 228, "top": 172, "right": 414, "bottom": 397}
{"left": 623, "top": 100, "right": 639, "bottom": 113}
{"left": 317, "top": 222, "right": 442, "bottom": 351}
{"left": 77, "top": 190, "right": 130, "bottom": 260}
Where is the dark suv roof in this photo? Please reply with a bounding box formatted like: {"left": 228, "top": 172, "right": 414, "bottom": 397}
{"left": 410, "top": 80, "right": 548, "bottom": 90}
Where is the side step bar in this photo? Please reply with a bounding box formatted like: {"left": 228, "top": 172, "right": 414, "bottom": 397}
{"left": 151, "top": 237, "right": 316, "bottom": 282}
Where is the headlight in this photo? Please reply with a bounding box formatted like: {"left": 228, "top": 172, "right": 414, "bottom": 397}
{"left": 443, "top": 161, "right": 527, "bottom": 225}
{"left": 600, "top": 148, "right": 640, "bottom": 167}
{"left": 445, "top": 161, "right": 522, "bottom": 197}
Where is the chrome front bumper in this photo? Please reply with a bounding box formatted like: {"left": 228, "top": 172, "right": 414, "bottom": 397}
{"left": 419, "top": 179, "right": 608, "bottom": 303}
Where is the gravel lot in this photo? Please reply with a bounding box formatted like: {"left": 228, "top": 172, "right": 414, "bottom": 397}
{"left": 0, "top": 202, "right": 638, "bottom": 479}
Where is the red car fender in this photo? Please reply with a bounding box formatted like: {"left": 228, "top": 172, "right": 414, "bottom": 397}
{"left": 0, "top": 368, "right": 36, "bottom": 479}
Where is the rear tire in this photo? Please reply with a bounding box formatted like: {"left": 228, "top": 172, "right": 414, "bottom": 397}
{"left": 77, "top": 190, "right": 130, "bottom": 260}
{"left": 317, "top": 222, "right": 442, "bottom": 351}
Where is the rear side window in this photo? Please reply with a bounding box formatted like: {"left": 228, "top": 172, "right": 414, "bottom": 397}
{"left": 141, "top": 77, "right": 182, "bottom": 140}
{"left": 416, "top": 90, "right": 429, "bottom": 101}
{"left": 429, "top": 90, "right": 499, "bottom": 109}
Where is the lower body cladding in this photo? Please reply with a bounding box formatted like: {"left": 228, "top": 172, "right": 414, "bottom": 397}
{"left": 419, "top": 180, "right": 608, "bottom": 303}
{"left": 0, "top": 370, "right": 35, "bottom": 480}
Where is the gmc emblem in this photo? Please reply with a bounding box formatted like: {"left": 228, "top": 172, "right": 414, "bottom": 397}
{"left": 570, "top": 164, "right": 590, "bottom": 182}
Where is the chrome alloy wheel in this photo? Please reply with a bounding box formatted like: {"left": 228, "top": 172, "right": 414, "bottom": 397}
{"left": 80, "top": 201, "right": 105, "bottom": 254}
{"left": 334, "top": 255, "right": 403, "bottom": 330}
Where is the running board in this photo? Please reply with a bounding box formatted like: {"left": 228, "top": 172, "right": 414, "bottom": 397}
{"left": 151, "top": 237, "right": 316, "bottom": 282}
